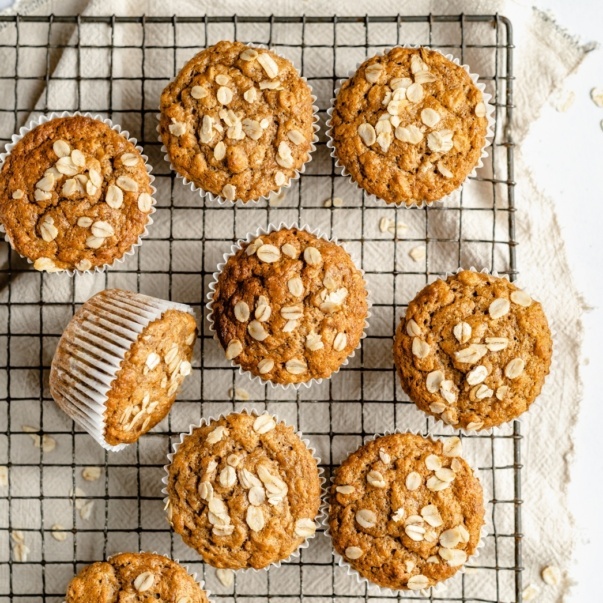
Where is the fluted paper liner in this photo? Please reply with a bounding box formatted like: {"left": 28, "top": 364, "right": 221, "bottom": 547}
{"left": 162, "top": 408, "right": 326, "bottom": 572}
{"left": 0, "top": 111, "right": 157, "bottom": 275}
{"left": 206, "top": 222, "right": 372, "bottom": 390}
{"left": 50, "top": 289, "right": 196, "bottom": 452}
{"left": 399, "top": 266, "right": 554, "bottom": 435}
{"left": 323, "top": 429, "right": 488, "bottom": 597}
{"left": 326, "top": 46, "right": 496, "bottom": 209}
{"left": 157, "top": 43, "right": 320, "bottom": 206}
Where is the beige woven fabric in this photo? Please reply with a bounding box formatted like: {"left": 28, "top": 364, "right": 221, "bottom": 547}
{"left": 0, "top": 1, "right": 591, "bottom": 601}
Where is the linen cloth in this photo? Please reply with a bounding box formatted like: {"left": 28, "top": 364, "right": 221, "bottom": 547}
{"left": 0, "top": 1, "right": 591, "bottom": 602}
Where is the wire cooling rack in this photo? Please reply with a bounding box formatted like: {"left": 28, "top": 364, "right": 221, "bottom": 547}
{"left": 0, "top": 13, "right": 520, "bottom": 603}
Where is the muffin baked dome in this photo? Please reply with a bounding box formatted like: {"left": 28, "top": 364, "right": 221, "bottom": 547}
{"left": 159, "top": 40, "right": 316, "bottom": 202}
{"left": 328, "top": 433, "right": 484, "bottom": 591}
{"left": 166, "top": 412, "right": 322, "bottom": 570}
{"left": 330, "top": 47, "right": 489, "bottom": 206}
{"left": 65, "top": 552, "right": 209, "bottom": 602}
{"left": 0, "top": 115, "right": 154, "bottom": 272}
{"left": 394, "top": 270, "right": 552, "bottom": 430}
{"left": 209, "top": 227, "right": 369, "bottom": 385}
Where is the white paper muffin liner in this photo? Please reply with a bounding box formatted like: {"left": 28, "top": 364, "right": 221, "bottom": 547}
{"left": 326, "top": 46, "right": 496, "bottom": 209}
{"left": 104, "top": 550, "right": 212, "bottom": 600}
{"left": 206, "top": 222, "right": 372, "bottom": 390}
{"left": 50, "top": 289, "right": 196, "bottom": 452}
{"left": 157, "top": 43, "right": 320, "bottom": 206}
{"left": 0, "top": 111, "right": 157, "bottom": 275}
{"left": 398, "top": 266, "right": 553, "bottom": 435}
{"left": 323, "top": 429, "right": 488, "bottom": 597}
{"left": 161, "top": 408, "right": 326, "bottom": 573}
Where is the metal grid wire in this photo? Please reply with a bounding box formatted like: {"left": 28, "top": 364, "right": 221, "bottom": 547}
{"left": 0, "top": 14, "right": 521, "bottom": 603}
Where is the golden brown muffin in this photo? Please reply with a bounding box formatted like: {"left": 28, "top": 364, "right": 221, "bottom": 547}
{"left": 0, "top": 115, "right": 154, "bottom": 272}
{"left": 330, "top": 47, "right": 488, "bottom": 206}
{"left": 394, "top": 271, "right": 552, "bottom": 430}
{"left": 159, "top": 40, "right": 315, "bottom": 202}
{"left": 328, "top": 433, "right": 484, "bottom": 591}
{"left": 65, "top": 552, "right": 209, "bottom": 602}
{"left": 50, "top": 289, "right": 197, "bottom": 447}
{"left": 210, "top": 227, "right": 369, "bottom": 385}
{"left": 166, "top": 412, "right": 322, "bottom": 570}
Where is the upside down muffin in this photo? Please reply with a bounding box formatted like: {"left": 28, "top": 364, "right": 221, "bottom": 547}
{"left": 329, "top": 47, "right": 489, "bottom": 206}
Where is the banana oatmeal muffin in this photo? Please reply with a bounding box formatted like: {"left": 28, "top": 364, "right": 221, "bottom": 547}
{"left": 0, "top": 114, "right": 154, "bottom": 272}
{"left": 209, "top": 226, "right": 369, "bottom": 386}
{"left": 159, "top": 40, "right": 316, "bottom": 203}
{"left": 328, "top": 433, "right": 484, "bottom": 591}
{"left": 66, "top": 552, "right": 209, "bottom": 602}
{"left": 165, "top": 411, "right": 322, "bottom": 570}
{"left": 329, "top": 47, "right": 489, "bottom": 206}
{"left": 394, "top": 271, "right": 552, "bottom": 430}
{"left": 50, "top": 289, "right": 197, "bottom": 449}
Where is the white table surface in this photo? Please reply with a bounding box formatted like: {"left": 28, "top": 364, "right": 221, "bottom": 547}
{"left": 0, "top": 0, "right": 601, "bottom": 600}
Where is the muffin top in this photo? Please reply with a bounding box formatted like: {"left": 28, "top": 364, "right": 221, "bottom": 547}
{"left": 166, "top": 412, "right": 322, "bottom": 569}
{"left": 210, "top": 227, "right": 368, "bottom": 385}
{"left": 65, "top": 552, "right": 209, "bottom": 602}
{"left": 0, "top": 115, "right": 154, "bottom": 272}
{"left": 159, "top": 40, "right": 315, "bottom": 202}
{"left": 394, "top": 270, "right": 553, "bottom": 430}
{"left": 330, "top": 47, "right": 488, "bottom": 206}
{"left": 328, "top": 433, "right": 484, "bottom": 591}
{"left": 50, "top": 289, "right": 197, "bottom": 447}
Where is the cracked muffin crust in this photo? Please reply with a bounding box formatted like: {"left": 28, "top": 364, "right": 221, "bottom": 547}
{"left": 65, "top": 552, "right": 209, "bottom": 602}
{"left": 166, "top": 412, "right": 322, "bottom": 570}
{"left": 50, "top": 289, "right": 197, "bottom": 447}
{"left": 159, "top": 40, "right": 315, "bottom": 202}
{"left": 394, "top": 271, "right": 552, "bottom": 430}
{"left": 328, "top": 433, "right": 484, "bottom": 591}
{"left": 210, "top": 227, "right": 369, "bottom": 385}
{"left": 330, "top": 47, "right": 489, "bottom": 206}
{"left": 0, "top": 115, "right": 154, "bottom": 272}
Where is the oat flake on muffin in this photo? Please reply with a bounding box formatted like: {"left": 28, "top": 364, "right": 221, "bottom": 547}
{"left": 65, "top": 552, "right": 209, "bottom": 602}
{"left": 330, "top": 47, "right": 489, "bottom": 206}
{"left": 394, "top": 270, "right": 553, "bottom": 430}
{"left": 166, "top": 412, "right": 322, "bottom": 570}
{"left": 209, "top": 226, "right": 369, "bottom": 386}
{"left": 159, "top": 40, "right": 316, "bottom": 203}
{"left": 328, "top": 433, "right": 484, "bottom": 592}
{"left": 0, "top": 115, "right": 154, "bottom": 272}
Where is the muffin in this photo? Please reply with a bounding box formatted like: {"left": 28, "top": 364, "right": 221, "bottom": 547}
{"left": 394, "top": 270, "right": 553, "bottom": 430}
{"left": 0, "top": 114, "right": 154, "bottom": 272}
{"left": 50, "top": 289, "right": 197, "bottom": 450}
{"left": 208, "top": 226, "right": 369, "bottom": 386}
{"left": 65, "top": 552, "right": 209, "bottom": 602}
{"left": 165, "top": 411, "right": 322, "bottom": 570}
{"left": 329, "top": 47, "right": 490, "bottom": 206}
{"left": 159, "top": 40, "right": 316, "bottom": 203}
{"left": 328, "top": 433, "right": 484, "bottom": 591}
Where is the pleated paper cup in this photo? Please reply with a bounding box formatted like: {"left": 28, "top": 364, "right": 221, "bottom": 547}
{"left": 206, "top": 222, "right": 371, "bottom": 390}
{"left": 162, "top": 408, "right": 326, "bottom": 572}
{"left": 49, "top": 289, "right": 196, "bottom": 452}
{"left": 157, "top": 43, "right": 320, "bottom": 206}
{"left": 326, "top": 46, "right": 495, "bottom": 209}
{"left": 103, "top": 551, "right": 212, "bottom": 601}
{"left": 323, "top": 429, "right": 488, "bottom": 597}
{"left": 397, "top": 266, "right": 553, "bottom": 434}
{"left": 0, "top": 111, "right": 157, "bottom": 275}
